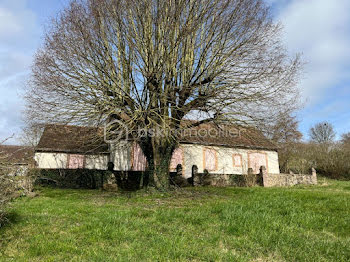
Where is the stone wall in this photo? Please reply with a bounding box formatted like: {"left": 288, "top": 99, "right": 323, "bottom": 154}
{"left": 190, "top": 167, "right": 259, "bottom": 187}
{"left": 196, "top": 173, "right": 248, "bottom": 187}
{"left": 260, "top": 166, "right": 317, "bottom": 187}
{"left": 188, "top": 166, "right": 317, "bottom": 188}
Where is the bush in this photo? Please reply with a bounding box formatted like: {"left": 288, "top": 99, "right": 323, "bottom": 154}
{"left": 0, "top": 146, "right": 36, "bottom": 227}
{"left": 279, "top": 142, "right": 350, "bottom": 179}
{"left": 0, "top": 155, "right": 15, "bottom": 226}
{"left": 35, "top": 169, "right": 107, "bottom": 189}
{"left": 35, "top": 169, "right": 143, "bottom": 190}
{"left": 0, "top": 153, "right": 9, "bottom": 225}
{"left": 0, "top": 169, "right": 37, "bottom": 227}
{"left": 0, "top": 174, "right": 16, "bottom": 227}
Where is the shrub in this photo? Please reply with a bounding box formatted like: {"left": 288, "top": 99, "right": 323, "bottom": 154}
{"left": 0, "top": 150, "right": 36, "bottom": 227}
{"left": 279, "top": 142, "right": 350, "bottom": 179}
{"left": 35, "top": 169, "right": 143, "bottom": 190}
{"left": 0, "top": 174, "right": 17, "bottom": 226}
{"left": 0, "top": 151, "right": 14, "bottom": 226}
{"left": 35, "top": 169, "right": 106, "bottom": 189}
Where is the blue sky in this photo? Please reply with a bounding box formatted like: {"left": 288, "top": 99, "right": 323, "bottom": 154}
{"left": 0, "top": 0, "right": 350, "bottom": 144}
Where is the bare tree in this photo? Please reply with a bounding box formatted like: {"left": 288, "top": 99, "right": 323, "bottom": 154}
{"left": 0, "top": 137, "right": 12, "bottom": 175}
{"left": 341, "top": 132, "right": 350, "bottom": 146}
{"left": 309, "top": 122, "right": 335, "bottom": 144}
{"left": 19, "top": 124, "right": 44, "bottom": 147}
{"left": 267, "top": 112, "right": 302, "bottom": 144}
{"left": 26, "top": 0, "right": 302, "bottom": 189}
{"left": 0, "top": 149, "right": 9, "bottom": 176}
{"left": 264, "top": 112, "right": 302, "bottom": 173}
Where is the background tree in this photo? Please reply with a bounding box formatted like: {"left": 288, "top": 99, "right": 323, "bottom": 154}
{"left": 265, "top": 112, "right": 302, "bottom": 173}
{"left": 309, "top": 122, "right": 336, "bottom": 144}
{"left": 26, "top": 0, "right": 302, "bottom": 189}
{"left": 0, "top": 143, "right": 9, "bottom": 175}
{"left": 0, "top": 137, "right": 13, "bottom": 174}
{"left": 268, "top": 112, "right": 302, "bottom": 144}
{"left": 19, "top": 124, "right": 44, "bottom": 147}
{"left": 341, "top": 132, "right": 350, "bottom": 147}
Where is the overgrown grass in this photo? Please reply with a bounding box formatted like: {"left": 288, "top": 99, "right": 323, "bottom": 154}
{"left": 1, "top": 179, "right": 350, "bottom": 261}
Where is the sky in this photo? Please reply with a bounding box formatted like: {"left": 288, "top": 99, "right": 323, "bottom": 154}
{"left": 0, "top": 0, "right": 350, "bottom": 144}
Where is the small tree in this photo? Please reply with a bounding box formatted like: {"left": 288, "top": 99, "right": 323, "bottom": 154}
{"left": 0, "top": 148, "right": 9, "bottom": 175}
{"left": 0, "top": 138, "right": 12, "bottom": 177}
{"left": 267, "top": 112, "right": 302, "bottom": 173}
{"left": 341, "top": 132, "right": 350, "bottom": 147}
{"left": 309, "top": 122, "right": 335, "bottom": 144}
{"left": 269, "top": 112, "right": 302, "bottom": 144}
{"left": 26, "top": 0, "right": 302, "bottom": 189}
{"left": 19, "top": 124, "right": 44, "bottom": 147}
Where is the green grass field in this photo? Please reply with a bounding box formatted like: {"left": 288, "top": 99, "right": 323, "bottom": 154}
{"left": 1, "top": 179, "right": 350, "bottom": 261}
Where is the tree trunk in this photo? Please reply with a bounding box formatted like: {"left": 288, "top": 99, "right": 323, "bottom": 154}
{"left": 142, "top": 136, "right": 175, "bottom": 190}
{"left": 152, "top": 148, "right": 172, "bottom": 189}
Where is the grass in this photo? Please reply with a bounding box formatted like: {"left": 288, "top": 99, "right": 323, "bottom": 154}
{"left": 1, "top": 179, "right": 350, "bottom": 261}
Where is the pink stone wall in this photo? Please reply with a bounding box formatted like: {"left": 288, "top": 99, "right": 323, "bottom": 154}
{"left": 204, "top": 148, "right": 217, "bottom": 171}
{"left": 233, "top": 154, "right": 242, "bottom": 167}
{"left": 68, "top": 154, "right": 85, "bottom": 169}
{"left": 170, "top": 147, "right": 183, "bottom": 170}
{"left": 248, "top": 152, "right": 267, "bottom": 174}
{"left": 131, "top": 144, "right": 185, "bottom": 172}
{"left": 132, "top": 143, "right": 147, "bottom": 171}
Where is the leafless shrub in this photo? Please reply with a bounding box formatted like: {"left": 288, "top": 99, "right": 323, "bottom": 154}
{"left": 341, "top": 132, "right": 350, "bottom": 149}
{"left": 0, "top": 141, "right": 14, "bottom": 226}
{"left": 19, "top": 124, "right": 44, "bottom": 147}
{"left": 0, "top": 140, "right": 35, "bottom": 226}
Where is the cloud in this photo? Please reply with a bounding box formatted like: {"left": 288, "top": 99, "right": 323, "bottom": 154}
{"left": 0, "top": 7, "right": 23, "bottom": 36}
{"left": 1, "top": 0, "right": 350, "bottom": 143}
{"left": 0, "top": 0, "right": 38, "bottom": 47}
{"left": 0, "top": 0, "right": 39, "bottom": 144}
{"left": 0, "top": 51, "right": 32, "bottom": 81}
{"left": 275, "top": 0, "right": 350, "bottom": 103}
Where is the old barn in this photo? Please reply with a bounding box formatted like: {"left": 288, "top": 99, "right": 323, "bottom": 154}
{"left": 34, "top": 124, "right": 280, "bottom": 179}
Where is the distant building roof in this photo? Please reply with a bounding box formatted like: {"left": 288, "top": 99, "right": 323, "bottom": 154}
{"left": 35, "top": 122, "right": 277, "bottom": 154}
{"left": 0, "top": 145, "right": 34, "bottom": 165}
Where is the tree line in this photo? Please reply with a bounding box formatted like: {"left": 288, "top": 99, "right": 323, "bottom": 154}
{"left": 269, "top": 114, "right": 350, "bottom": 179}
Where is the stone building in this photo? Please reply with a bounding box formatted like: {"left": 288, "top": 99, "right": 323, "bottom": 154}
{"left": 34, "top": 123, "right": 280, "bottom": 177}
